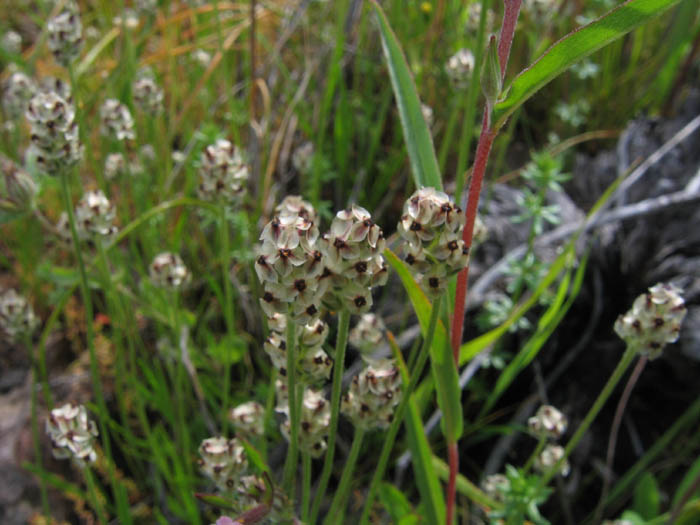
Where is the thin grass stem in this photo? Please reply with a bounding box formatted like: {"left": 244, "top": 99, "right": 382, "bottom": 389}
{"left": 324, "top": 428, "right": 366, "bottom": 524}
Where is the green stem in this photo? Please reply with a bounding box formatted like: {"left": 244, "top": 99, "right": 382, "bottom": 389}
{"left": 302, "top": 451, "right": 312, "bottom": 522}
{"left": 541, "top": 345, "right": 638, "bottom": 487}
{"left": 220, "top": 205, "right": 236, "bottom": 430}
{"left": 26, "top": 334, "right": 50, "bottom": 518}
{"left": 359, "top": 295, "right": 443, "bottom": 525}
{"left": 84, "top": 464, "right": 108, "bottom": 525}
{"left": 282, "top": 316, "right": 298, "bottom": 493}
{"left": 59, "top": 172, "right": 120, "bottom": 513}
{"left": 324, "top": 428, "right": 366, "bottom": 524}
{"left": 310, "top": 308, "right": 351, "bottom": 524}
{"left": 523, "top": 435, "right": 547, "bottom": 473}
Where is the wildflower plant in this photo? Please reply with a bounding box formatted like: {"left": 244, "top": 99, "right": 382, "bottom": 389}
{"left": 0, "top": 288, "right": 39, "bottom": 342}
{"left": 46, "top": 403, "right": 98, "bottom": 465}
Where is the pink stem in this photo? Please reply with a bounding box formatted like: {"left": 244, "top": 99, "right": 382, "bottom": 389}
{"left": 447, "top": 3, "right": 522, "bottom": 524}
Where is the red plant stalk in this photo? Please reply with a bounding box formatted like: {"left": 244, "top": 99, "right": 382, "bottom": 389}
{"left": 446, "top": 2, "right": 522, "bottom": 524}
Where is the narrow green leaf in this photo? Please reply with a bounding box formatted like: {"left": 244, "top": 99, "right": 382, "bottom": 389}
{"left": 493, "top": 0, "right": 683, "bottom": 130}
{"left": 370, "top": 0, "right": 442, "bottom": 190}
{"left": 673, "top": 456, "right": 700, "bottom": 508}
{"left": 385, "top": 249, "right": 462, "bottom": 440}
{"left": 633, "top": 472, "right": 660, "bottom": 519}
{"left": 389, "top": 332, "right": 446, "bottom": 524}
{"left": 378, "top": 482, "right": 414, "bottom": 520}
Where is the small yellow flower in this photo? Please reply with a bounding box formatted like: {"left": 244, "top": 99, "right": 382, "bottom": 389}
{"left": 420, "top": 2, "right": 433, "bottom": 14}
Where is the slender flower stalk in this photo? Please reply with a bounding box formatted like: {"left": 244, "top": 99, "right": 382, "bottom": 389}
{"left": 323, "top": 428, "right": 366, "bottom": 524}
{"left": 282, "top": 313, "right": 299, "bottom": 493}
{"left": 309, "top": 308, "right": 351, "bottom": 524}
{"left": 359, "top": 295, "right": 443, "bottom": 525}
{"left": 302, "top": 451, "right": 312, "bottom": 522}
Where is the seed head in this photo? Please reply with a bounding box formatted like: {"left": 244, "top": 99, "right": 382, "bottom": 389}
{"left": 528, "top": 405, "right": 567, "bottom": 440}
{"left": 229, "top": 401, "right": 265, "bottom": 438}
{"left": 614, "top": 283, "right": 686, "bottom": 359}
{"left": 26, "top": 90, "right": 82, "bottom": 175}
{"left": 198, "top": 437, "right": 248, "bottom": 492}
{"left": 46, "top": 403, "right": 98, "bottom": 465}
{"left": 342, "top": 359, "right": 402, "bottom": 431}
{"left": 74, "top": 190, "right": 118, "bottom": 238}
{"left": 197, "top": 139, "right": 249, "bottom": 205}
{"left": 47, "top": 1, "right": 83, "bottom": 66}
{"left": 149, "top": 252, "right": 190, "bottom": 289}
{"left": 100, "top": 99, "right": 135, "bottom": 141}
{"left": 0, "top": 289, "right": 39, "bottom": 342}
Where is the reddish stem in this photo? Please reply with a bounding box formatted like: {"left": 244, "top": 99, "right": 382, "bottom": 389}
{"left": 446, "top": 3, "right": 522, "bottom": 524}
{"left": 446, "top": 441, "right": 459, "bottom": 524}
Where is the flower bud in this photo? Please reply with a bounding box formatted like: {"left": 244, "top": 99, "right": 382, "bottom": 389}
{"left": 149, "top": 252, "right": 190, "bottom": 289}
{"left": 614, "top": 283, "right": 686, "bottom": 359}
{"left": 198, "top": 437, "right": 248, "bottom": 492}
{"left": 46, "top": 403, "right": 98, "bottom": 465}
{"left": 481, "top": 35, "right": 502, "bottom": 108}
{"left": 2, "top": 69, "right": 36, "bottom": 119}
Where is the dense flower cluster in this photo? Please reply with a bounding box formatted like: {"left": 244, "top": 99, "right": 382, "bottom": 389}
{"left": 46, "top": 403, "right": 98, "bottom": 465}
{"left": 100, "top": 99, "right": 135, "bottom": 141}
{"left": 264, "top": 318, "right": 331, "bottom": 383}
{"left": 397, "top": 187, "right": 469, "bottom": 297}
{"left": 0, "top": 288, "right": 39, "bottom": 342}
{"left": 280, "top": 388, "right": 330, "bottom": 458}
{"left": 104, "top": 152, "right": 127, "bottom": 180}
{"left": 446, "top": 48, "right": 475, "bottom": 87}
{"left": 255, "top": 201, "right": 326, "bottom": 324}
{"left": 47, "top": 1, "right": 83, "bottom": 66}
{"left": 528, "top": 405, "right": 568, "bottom": 440}
{"left": 26, "top": 90, "right": 82, "bottom": 174}
{"left": 534, "top": 444, "right": 570, "bottom": 477}
{"left": 2, "top": 70, "right": 36, "bottom": 119}
{"left": 320, "top": 205, "right": 388, "bottom": 314}
{"left": 149, "top": 252, "right": 190, "bottom": 289}
{"left": 614, "top": 283, "right": 686, "bottom": 359}
{"left": 198, "top": 437, "right": 248, "bottom": 492}
{"left": 229, "top": 401, "right": 265, "bottom": 438}
{"left": 348, "top": 313, "right": 385, "bottom": 357}
{"left": 75, "top": 190, "right": 118, "bottom": 238}
{"left": 132, "top": 68, "right": 164, "bottom": 114}
{"left": 342, "top": 359, "right": 401, "bottom": 431}
{"left": 197, "top": 139, "right": 249, "bottom": 205}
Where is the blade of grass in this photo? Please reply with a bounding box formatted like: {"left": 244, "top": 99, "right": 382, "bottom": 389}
{"left": 370, "top": 0, "right": 442, "bottom": 190}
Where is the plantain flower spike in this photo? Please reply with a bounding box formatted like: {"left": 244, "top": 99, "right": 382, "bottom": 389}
{"left": 149, "top": 252, "right": 190, "bottom": 289}
{"left": 0, "top": 288, "right": 39, "bottom": 343}
{"left": 397, "top": 187, "right": 469, "bottom": 297}
{"left": 46, "top": 403, "right": 98, "bottom": 465}
{"left": 198, "top": 437, "right": 248, "bottom": 492}
{"left": 349, "top": 313, "right": 386, "bottom": 357}
{"left": 342, "top": 359, "right": 402, "bottom": 431}
{"left": 279, "top": 388, "right": 330, "bottom": 458}
{"left": 229, "top": 401, "right": 265, "bottom": 438}
{"left": 47, "top": 1, "right": 83, "bottom": 66}
{"left": 528, "top": 405, "right": 567, "bottom": 440}
{"left": 74, "top": 190, "right": 118, "bottom": 238}
{"left": 100, "top": 98, "right": 135, "bottom": 141}
{"left": 197, "top": 139, "right": 249, "bottom": 205}
{"left": 534, "top": 444, "right": 570, "bottom": 477}
{"left": 614, "top": 283, "right": 686, "bottom": 359}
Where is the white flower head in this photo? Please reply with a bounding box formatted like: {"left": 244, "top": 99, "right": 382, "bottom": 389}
{"left": 46, "top": 403, "right": 98, "bottom": 465}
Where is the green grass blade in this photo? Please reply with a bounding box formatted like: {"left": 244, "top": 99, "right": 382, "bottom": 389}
{"left": 370, "top": 0, "right": 442, "bottom": 190}
{"left": 385, "top": 249, "right": 462, "bottom": 440}
{"left": 493, "top": 0, "right": 683, "bottom": 130}
{"left": 389, "top": 332, "right": 446, "bottom": 524}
